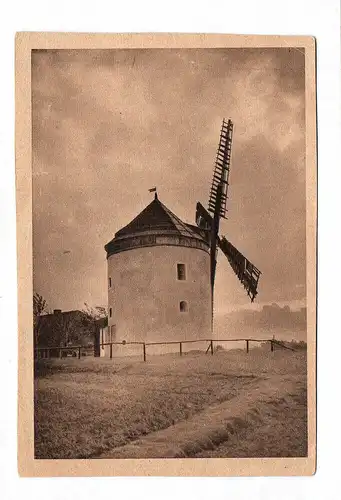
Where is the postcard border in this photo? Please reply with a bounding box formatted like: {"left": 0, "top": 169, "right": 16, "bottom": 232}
{"left": 16, "top": 32, "right": 316, "bottom": 477}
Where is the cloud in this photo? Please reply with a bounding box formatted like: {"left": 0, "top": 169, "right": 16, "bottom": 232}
{"left": 32, "top": 48, "right": 306, "bottom": 312}
{"left": 214, "top": 303, "right": 307, "bottom": 340}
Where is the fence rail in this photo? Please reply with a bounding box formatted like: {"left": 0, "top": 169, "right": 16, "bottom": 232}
{"left": 34, "top": 337, "right": 295, "bottom": 362}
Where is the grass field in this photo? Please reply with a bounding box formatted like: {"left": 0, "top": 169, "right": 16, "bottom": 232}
{"left": 34, "top": 348, "right": 307, "bottom": 459}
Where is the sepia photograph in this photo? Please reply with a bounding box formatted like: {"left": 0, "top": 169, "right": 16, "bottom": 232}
{"left": 16, "top": 33, "right": 316, "bottom": 476}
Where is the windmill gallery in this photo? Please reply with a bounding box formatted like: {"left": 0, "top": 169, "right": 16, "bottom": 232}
{"left": 100, "top": 119, "right": 261, "bottom": 355}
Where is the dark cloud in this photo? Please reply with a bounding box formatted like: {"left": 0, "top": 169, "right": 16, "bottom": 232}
{"left": 214, "top": 303, "right": 307, "bottom": 341}
{"left": 32, "top": 48, "right": 306, "bottom": 315}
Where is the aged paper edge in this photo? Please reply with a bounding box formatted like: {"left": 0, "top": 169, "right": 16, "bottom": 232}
{"left": 15, "top": 32, "right": 316, "bottom": 477}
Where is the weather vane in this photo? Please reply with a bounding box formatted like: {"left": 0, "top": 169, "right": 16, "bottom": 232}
{"left": 148, "top": 186, "right": 157, "bottom": 199}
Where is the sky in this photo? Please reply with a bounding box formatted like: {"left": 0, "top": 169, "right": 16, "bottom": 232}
{"left": 32, "top": 47, "right": 306, "bottom": 322}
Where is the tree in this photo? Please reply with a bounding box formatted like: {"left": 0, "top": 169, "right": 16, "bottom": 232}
{"left": 82, "top": 303, "right": 108, "bottom": 325}
{"left": 52, "top": 309, "right": 102, "bottom": 348}
{"left": 33, "top": 292, "right": 48, "bottom": 347}
{"left": 53, "top": 312, "right": 79, "bottom": 347}
{"left": 82, "top": 303, "right": 108, "bottom": 356}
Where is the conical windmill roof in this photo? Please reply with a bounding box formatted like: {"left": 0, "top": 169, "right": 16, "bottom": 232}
{"left": 105, "top": 195, "right": 210, "bottom": 257}
{"left": 115, "top": 196, "right": 200, "bottom": 238}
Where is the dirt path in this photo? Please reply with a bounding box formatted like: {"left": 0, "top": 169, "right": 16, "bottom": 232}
{"left": 195, "top": 386, "right": 307, "bottom": 457}
{"left": 98, "top": 375, "right": 306, "bottom": 459}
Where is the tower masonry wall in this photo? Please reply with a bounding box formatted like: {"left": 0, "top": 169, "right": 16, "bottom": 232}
{"left": 107, "top": 245, "right": 211, "bottom": 345}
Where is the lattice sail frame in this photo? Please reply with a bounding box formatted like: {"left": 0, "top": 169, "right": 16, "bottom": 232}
{"left": 208, "top": 118, "right": 233, "bottom": 219}
{"left": 196, "top": 118, "right": 261, "bottom": 303}
{"left": 218, "top": 236, "right": 261, "bottom": 302}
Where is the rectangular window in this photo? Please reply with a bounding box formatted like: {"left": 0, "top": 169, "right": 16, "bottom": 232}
{"left": 109, "top": 277, "right": 112, "bottom": 288}
{"left": 177, "top": 263, "right": 186, "bottom": 281}
{"left": 109, "top": 307, "right": 112, "bottom": 318}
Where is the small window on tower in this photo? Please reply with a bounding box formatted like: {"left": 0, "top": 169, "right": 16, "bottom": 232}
{"left": 109, "top": 277, "right": 112, "bottom": 288}
{"left": 180, "top": 301, "right": 188, "bottom": 312}
{"left": 177, "top": 263, "right": 186, "bottom": 281}
{"left": 109, "top": 308, "right": 112, "bottom": 318}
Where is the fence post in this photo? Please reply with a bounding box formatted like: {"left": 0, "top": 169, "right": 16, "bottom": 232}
{"left": 143, "top": 343, "right": 146, "bottom": 362}
{"left": 246, "top": 340, "right": 249, "bottom": 353}
{"left": 270, "top": 340, "right": 274, "bottom": 352}
{"left": 78, "top": 347, "right": 81, "bottom": 359}
{"left": 210, "top": 340, "right": 214, "bottom": 355}
{"left": 110, "top": 343, "right": 113, "bottom": 359}
{"left": 179, "top": 342, "right": 182, "bottom": 357}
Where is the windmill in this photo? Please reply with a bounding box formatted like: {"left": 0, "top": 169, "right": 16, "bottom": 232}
{"left": 195, "top": 119, "right": 261, "bottom": 316}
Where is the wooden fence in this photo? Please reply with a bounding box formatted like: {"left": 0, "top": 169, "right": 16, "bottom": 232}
{"left": 34, "top": 337, "right": 295, "bottom": 362}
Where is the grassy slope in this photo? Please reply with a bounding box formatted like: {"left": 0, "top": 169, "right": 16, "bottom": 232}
{"left": 34, "top": 349, "right": 306, "bottom": 459}
{"left": 195, "top": 386, "right": 307, "bottom": 457}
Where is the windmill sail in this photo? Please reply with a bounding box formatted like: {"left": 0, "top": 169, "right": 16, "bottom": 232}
{"left": 196, "top": 202, "right": 213, "bottom": 231}
{"left": 219, "top": 236, "right": 261, "bottom": 302}
{"left": 195, "top": 203, "right": 261, "bottom": 302}
{"left": 208, "top": 119, "right": 233, "bottom": 219}
{"left": 196, "top": 118, "right": 261, "bottom": 305}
